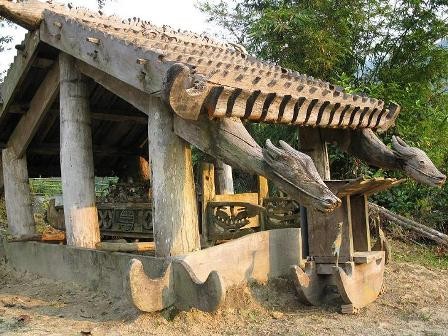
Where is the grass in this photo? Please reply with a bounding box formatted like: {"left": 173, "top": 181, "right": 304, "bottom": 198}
{"left": 390, "top": 237, "right": 448, "bottom": 270}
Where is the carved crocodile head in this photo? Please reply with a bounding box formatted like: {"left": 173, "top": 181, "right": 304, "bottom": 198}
{"left": 263, "top": 140, "right": 342, "bottom": 212}
{"left": 392, "top": 136, "right": 446, "bottom": 187}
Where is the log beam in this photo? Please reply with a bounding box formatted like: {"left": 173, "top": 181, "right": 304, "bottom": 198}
{"left": 7, "top": 62, "right": 60, "bottom": 158}
{"left": 2, "top": 148, "right": 36, "bottom": 238}
{"left": 59, "top": 53, "right": 100, "bottom": 248}
{"left": 148, "top": 98, "right": 200, "bottom": 256}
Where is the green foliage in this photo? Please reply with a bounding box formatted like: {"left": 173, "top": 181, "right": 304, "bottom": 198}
{"left": 199, "top": 0, "right": 448, "bottom": 231}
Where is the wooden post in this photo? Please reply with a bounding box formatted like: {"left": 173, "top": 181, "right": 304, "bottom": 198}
{"left": 59, "top": 53, "right": 100, "bottom": 249}
{"left": 2, "top": 148, "right": 36, "bottom": 238}
{"left": 299, "top": 127, "right": 330, "bottom": 180}
{"left": 258, "top": 176, "right": 269, "bottom": 205}
{"left": 201, "top": 162, "right": 216, "bottom": 245}
{"left": 299, "top": 127, "right": 331, "bottom": 258}
{"left": 215, "top": 160, "right": 234, "bottom": 195}
{"left": 147, "top": 98, "right": 200, "bottom": 257}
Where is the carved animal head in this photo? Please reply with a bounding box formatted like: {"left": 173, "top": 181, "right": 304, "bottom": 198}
{"left": 263, "top": 140, "right": 341, "bottom": 212}
{"left": 392, "top": 136, "right": 446, "bottom": 187}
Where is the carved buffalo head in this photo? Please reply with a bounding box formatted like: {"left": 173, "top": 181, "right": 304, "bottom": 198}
{"left": 263, "top": 140, "right": 341, "bottom": 212}
{"left": 392, "top": 136, "right": 446, "bottom": 187}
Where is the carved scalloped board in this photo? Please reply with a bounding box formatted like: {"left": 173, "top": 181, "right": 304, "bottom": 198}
{"left": 127, "top": 259, "right": 175, "bottom": 312}
{"left": 127, "top": 258, "right": 225, "bottom": 313}
{"left": 333, "top": 252, "right": 385, "bottom": 310}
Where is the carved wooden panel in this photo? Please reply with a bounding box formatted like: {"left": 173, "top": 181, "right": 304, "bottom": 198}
{"left": 206, "top": 201, "right": 263, "bottom": 242}
{"left": 97, "top": 203, "right": 152, "bottom": 239}
{"left": 262, "top": 197, "right": 301, "bottom": 230}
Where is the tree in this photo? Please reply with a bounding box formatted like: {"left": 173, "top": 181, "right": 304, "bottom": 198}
{"left": 199, "top": 0, "right": 448, "bottom": 232}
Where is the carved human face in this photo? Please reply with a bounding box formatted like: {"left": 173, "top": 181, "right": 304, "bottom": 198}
{"left": 263, "top": 140, "right": 341, "bottom": 212}
{"left": 392, "top": 136, "right": 446, "bottom": 187}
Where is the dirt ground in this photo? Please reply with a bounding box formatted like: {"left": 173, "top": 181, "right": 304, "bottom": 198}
{"left": 0, "top": 242, "right": 447, "bottom": 336}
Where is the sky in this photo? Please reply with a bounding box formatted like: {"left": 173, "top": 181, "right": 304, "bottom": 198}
{"left": 1, "top": 0, "right": 221, "bottom": 73}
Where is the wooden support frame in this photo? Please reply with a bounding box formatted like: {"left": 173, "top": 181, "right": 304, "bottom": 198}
{"left": 2, "top": 148, "right": 36, "bottom": 238}
{"left": 147, "top": 98, "right": 200, "bottom": 256}
{"left": 59, "top": 53, "right": 100, "bottom": 248}
{"left": 7, "top": 62, "right": 60, "bottom": 158}
{"left": 0, "top": 31, "right": 40, "bottom": 119}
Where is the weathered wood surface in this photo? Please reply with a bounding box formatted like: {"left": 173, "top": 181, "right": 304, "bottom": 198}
{"left": 201, "top": 163, "right": 216, "bottom": 246}
{"left": 323, "top": 128, "right": 446, "bottom": 188}
{"left": 78, "top": 61, "right": 340, "bottom": 213}
{"left": 215, "top": 160, "right": 234, "bottom": 195}
{"left": 335, "top": 177, "right": 404, "bottom": 197}
{"left": 299, "top": 127, "right": 330, "bottom": 180}
{"left": 147, "top": 98, "right": 200, "bottom": 257}
{"left": 128, "top": 260, "right": 175, "bottom": 312}
{"left": 0, "top": 1, "right": 400, "bottom": 132}
{"left": 0, "top": 31, "right": 40, "bottom": 119}
{"left": 174, "top": 116, "right": 341, "bottom": 212}
{"left": 308, "top": 196, "right": 354, "bottom": 263}
{"left": 2, "top": 148, "right": 36, "bottom": 238}
{"left": 60, "top": 53, "right": 100, "bottom": 248}
{"left": 258, "top": 176, "right": 269, "bottom": 205}
{"left": 370, "top": 203, "right": 448, "bottom": 246}
{"left": 351, "top": 195, "right": 370, "bottom": 252}
{"left": 96, "top": 242, "right": 155, "bottom": 252}
{"left": 334, "top": 252, "right": 385, "bottom": 311}
{"left": 7, "top": 62, "right": 59, "bottom": 158}
{"left": 8, "top": 231, "right": 66, "bottom": 242}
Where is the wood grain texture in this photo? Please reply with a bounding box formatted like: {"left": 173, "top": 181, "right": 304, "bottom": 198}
{"left": 60, "top": 53, "right": 100, "bottom": 248}
{"left": 147, "top": 98, "right": 200, "bottom": 257}
{"left": 0, "top": 31, "right": 40, "bottom": 119}
{"left": 215, "top": 160, "right": 234, "bottom": 195}
{"left": 7, "top": 62, "right": 60, "bottom": 158}
{"left": 2, "top": 148, "right": 36, "bottom": 238}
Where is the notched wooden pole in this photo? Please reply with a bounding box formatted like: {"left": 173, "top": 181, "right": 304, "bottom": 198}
{"left": 148, "top": 98, "right": 200, "bottom": 257}
{"left": 59, "top": 53, "right": 100, "bottom": 249}
{"left": 2, "top": 148, "right": 36, "bottom": 238}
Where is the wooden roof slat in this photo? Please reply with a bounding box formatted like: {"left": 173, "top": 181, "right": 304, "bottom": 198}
{"left": 0, "top": 30, "right": 40, "bottom": 119}
{"left": 335, "top": 177, "right": 402, "bottom": 197}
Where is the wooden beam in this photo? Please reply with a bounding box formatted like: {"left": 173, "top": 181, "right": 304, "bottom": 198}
{"left": 7, "top": 62, "right": 60, "bottom": 158}
{"left": 2, "top": 148, "right": 36, "bottom": 238}
{"left": 40, "top": 11, "right": 168, "bottom": 97}
{"left": 0, "top": 30, "right": 40, "bottom": 120}
{"left": 92, "top": 112, "right": 147, "bottom": 124}
{"left": 76, "top": 60, "right": 150, "bottom": 113}
{"left": 28, "top": 143, "right": 146, "bottom": 157}
{"left": 60, "top": 53, "right": 100, "bottom": 248}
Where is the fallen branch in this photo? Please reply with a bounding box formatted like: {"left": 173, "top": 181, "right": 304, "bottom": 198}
{"left": 369, "top": 203, "right": 448, "bottom": 246}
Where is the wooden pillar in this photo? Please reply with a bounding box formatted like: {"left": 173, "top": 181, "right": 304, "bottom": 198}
{"left": 2, "top": 148, "right": 36, "bottom": 238}
{"left": 215, "top": 160, "right": 234, "bottom": 195}
{"left": 59, "top": 53, "right": 100, "bottom": 249}
{"left": 258, "top": 175, "right": 269, "bottom": 205}
{"left": 299, "top": 127, "right": 330, "bottom": 180}
{"left": 147, "top": 98, "right": 200, "bottom": 257}
{"left": 299, "top": 127, "right": 331, "bottom": 257}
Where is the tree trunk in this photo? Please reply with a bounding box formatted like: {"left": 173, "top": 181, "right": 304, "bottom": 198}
{"left": 148, "top": 98, "right": 200, "bottom": 257}
{"left": 59, "top": 53, "right": 100, "bottom": 249}
{"left": 2, "top": 148, "right": 36, "bottom": 238}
